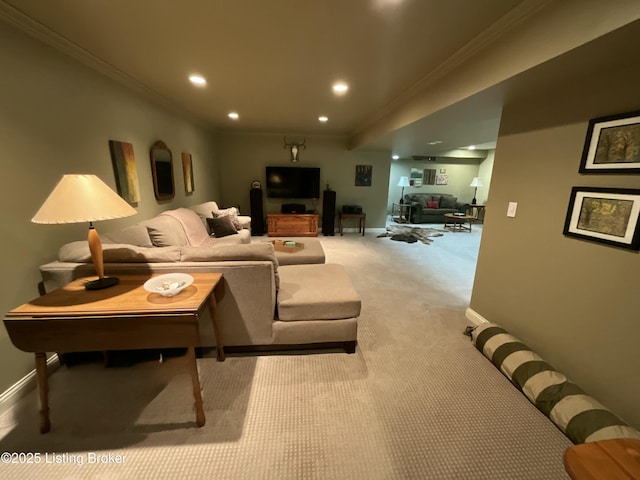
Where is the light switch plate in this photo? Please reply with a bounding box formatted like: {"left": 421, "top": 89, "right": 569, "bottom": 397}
{"left": 507, "top": 202, "right": 518, "bottom": 217}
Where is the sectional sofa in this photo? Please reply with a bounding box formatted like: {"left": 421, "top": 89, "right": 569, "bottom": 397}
{"left": 38, "top": 203, "right": 361, "bottom": 353}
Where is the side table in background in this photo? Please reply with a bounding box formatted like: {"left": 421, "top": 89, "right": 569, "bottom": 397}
{"left": 391, "top": 203, "right": 412, "bottom": 223}
{"left": 339, "top": 212, "right": 366, "bottom": 236}
{"left": 467, "top": 204, "right": 486, "bottom": 222}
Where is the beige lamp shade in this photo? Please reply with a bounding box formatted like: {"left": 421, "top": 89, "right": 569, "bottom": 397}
{"left": 469, "top": 177, "right": 483, "bottom": 205}
{"left": 32, "top": 174, "right": 137, "bottom": 290}
{"left": 397, "top": 176, "right": 410, "bottom": 204}
{"left": 397, "top": 176, "right": 410, "bottom": 187}
{"left": 32, "top": 174, "right": 136, "bottom": 224}
{"left": 469, "top": 177, "right": 484, "bottom": 188}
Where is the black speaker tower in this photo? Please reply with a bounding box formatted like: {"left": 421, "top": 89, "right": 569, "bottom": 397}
{"left": 249, "top": 188, "right": 265, "bottom": 235}
{"left": 322, "top": 188, "right": 336, "bottom": 235}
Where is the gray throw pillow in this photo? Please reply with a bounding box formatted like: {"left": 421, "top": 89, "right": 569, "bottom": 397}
{"left": 214, "top": 209, "right": 243, "bottom": 230}
{"left": 207, "top": 216, "right": 238, "bottom": 237}
{"left": 439, "top": 195, "right": 457, "bottom": 209}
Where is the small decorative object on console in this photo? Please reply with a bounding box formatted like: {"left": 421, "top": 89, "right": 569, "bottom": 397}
{"left": 144, "top": 273, "right": 194, "bottom": 297}
{"left": 272, "top": 239, "right": 305, "bottom": 253}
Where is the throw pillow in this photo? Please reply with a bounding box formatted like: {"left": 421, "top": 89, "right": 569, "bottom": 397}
{"left": 416, "top": 196, "right": 429, "bottom": 208}
{"left": 439, "top": 195, "right": 457, "bottom": 209}
{"left": 207, "top": 216, "right": 239, "bottom": 238}
{"left": 213, "top": 209, "right": 243, "bottom": 231}
{"left": 427, "top": 200, "right": 439, "bottom": 208}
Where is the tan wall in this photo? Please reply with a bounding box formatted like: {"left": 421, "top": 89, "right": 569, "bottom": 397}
{"left": 216, "top": 132, "right": 391, "bottom": 228}
{"left": 470, "top": 37, "right": 640, "bottom": 428}
{"left": 0, "top": 23, "right": 219, "bottom": 394}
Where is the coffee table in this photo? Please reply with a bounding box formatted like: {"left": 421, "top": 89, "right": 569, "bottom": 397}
{"left": 444, "top": 213, "right": 475, "bottom": 232}
{"left": 3, "top": 273, "right": 225, "bottom": 433}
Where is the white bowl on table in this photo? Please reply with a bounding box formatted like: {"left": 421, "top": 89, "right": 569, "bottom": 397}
{"left": 143, "top": 273, "right": 194, "bottom": 297}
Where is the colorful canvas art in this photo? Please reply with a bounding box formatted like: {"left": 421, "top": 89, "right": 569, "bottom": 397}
{"left": 108, "top": 140, "right": 140, "bottom": 203}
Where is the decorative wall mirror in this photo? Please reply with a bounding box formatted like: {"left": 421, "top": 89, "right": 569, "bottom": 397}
{"left": 150, "top": 140, "right": 175, "bottom": 201}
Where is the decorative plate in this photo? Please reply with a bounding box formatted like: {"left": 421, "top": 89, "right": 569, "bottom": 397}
{"left": 143, "top": 273, "right": 194, "bottom": 297}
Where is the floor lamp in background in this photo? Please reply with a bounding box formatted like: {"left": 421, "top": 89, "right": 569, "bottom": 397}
{"left": 470, "top": 177, "right": 484, "bottom": 205}
{"left": 398, "top": 176, "right": 410, "bottom": 203}
{"left": 32, "top": 174, "right": 137, "bottom": 290}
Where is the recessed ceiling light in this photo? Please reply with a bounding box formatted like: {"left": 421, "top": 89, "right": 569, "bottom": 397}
{"left": 318, "top": 116, "right": 328, "bottom": 123}
{"left": 392, "top": 155, "right": 399, "bottom": 160}
{"left": 427, "top": 140, "right": 443, "bottom": 145}
{"left": 332, "top": 82, "right": 349, "bottom": 95}
{"left": 468, "top": 145, "right": 476, "bottom": 150}
{"left": 189, "top": 74, "right": 207, "bottom": 86}
{"left": 228, "top": 112, "right": 239, "bottom": 120}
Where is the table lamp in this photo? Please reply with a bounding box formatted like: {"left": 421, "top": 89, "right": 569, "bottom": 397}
{"left": 32, "top": 174, "right": 137, "bottom": 290}
{"left": 469, "top": 177, "right": 484, "bottom": 205}
{"left": 397, "top": 176, "right": 410, "bottom": 203}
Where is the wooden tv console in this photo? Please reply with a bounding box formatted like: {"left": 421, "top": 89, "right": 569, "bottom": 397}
{"left": 267, "top": 213, "right": 318, "bottom": 237}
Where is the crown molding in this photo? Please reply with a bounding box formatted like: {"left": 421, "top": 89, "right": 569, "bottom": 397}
{"left": 0, "top": 1, "right": 214, "bottom": 132}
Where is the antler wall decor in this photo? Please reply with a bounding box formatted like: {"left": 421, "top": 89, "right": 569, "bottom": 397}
{"left": 283, "top": 136, "right": 306, "bottom": 163}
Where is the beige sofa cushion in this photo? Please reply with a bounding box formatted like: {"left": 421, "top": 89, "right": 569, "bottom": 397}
{"left": 139, "top": 215, "right": 188, "bottom": 247}
{"left": 160, "top": 208, "right": 210, "bottom": 246}
{"left": 190, "top": 202, "right": 251, "bottom": 231}
{"left": 264, "top": 237, "right": 326, "bottom": 265}
{"left": 59, "top": 241, "right": 181, "bottom": 263}
{"left": 102, "top": 224, "right": 153, "bottom": 247}
{"left": 277, "top": 264, "right": 361, "bottom": 321}
{"left": 181, "top": 242, "right": 279, "bottom": 287}
{"left": 189, "top": 201, "right": 220, "bottom": 219}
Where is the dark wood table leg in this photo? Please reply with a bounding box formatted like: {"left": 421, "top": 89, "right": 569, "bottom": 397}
{"left": 35, "top": 352, "right": 50, "bottom": 434}
{"left": 208, "top": 294, "right": 225, "bottom": 362}
{"left": 187, "top": 347, "right": 205, "bottom": 427}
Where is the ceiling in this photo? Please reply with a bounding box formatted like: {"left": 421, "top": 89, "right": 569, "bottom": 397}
{"left": 1, "top": 0, "right": 635, "bottom": 159}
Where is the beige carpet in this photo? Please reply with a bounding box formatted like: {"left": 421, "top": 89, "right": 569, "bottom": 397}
{"left": 0, "top": 223, "right": 572, "bottom": 479}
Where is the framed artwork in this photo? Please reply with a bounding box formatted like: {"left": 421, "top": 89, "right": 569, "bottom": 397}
{"left": 182, "top": 152, "right": 195, "bottom": 193}
{"left": 563, "top": 186, "right": 640, "bottom": 250}
{"left": 423, "top": 168, "right": 436, "bottom": 185}
{"left": 410, "top": 167, "right": 423, "bottom": 187}
{"left": 579, "top": 110, "right": 640, "bottom": 173}
{"left": 436, "top": 174, "right": 449, "bottom": 185}
{"left": 150, "top": 140, "right": 175, "bottom": 201}
{"left": 355, "top": 165, "right": 372, "bottom": 186}
{"left": 108, "top": 140, "right": 140, "bottom": 203}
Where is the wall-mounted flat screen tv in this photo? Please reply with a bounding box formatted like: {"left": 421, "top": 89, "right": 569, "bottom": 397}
{"left": 266, "top": 166, "right": 320, "bottom": 199}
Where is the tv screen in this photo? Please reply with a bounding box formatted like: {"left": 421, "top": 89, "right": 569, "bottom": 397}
{"left": 266, "top": 166, "right": 320, "bottom": 199}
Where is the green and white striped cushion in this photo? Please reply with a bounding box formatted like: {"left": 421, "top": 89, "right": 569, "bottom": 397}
{"left": 472, "top": 323, "right": 640, "bottom": 444}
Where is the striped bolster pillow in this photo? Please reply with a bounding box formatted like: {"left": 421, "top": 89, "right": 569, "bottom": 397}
{"left": 471, "top": 323, "right": 640, "bottom": 444}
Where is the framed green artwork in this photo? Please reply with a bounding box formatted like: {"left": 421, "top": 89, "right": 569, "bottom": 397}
{"left": 563, "top": 186, "right": 640, "bottom": 250}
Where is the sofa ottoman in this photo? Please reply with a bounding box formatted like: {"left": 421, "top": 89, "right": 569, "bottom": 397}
{"left": 262, "top": 237, "right": 326, "bottom": 265}
{"left": 274, "top": 264, "right": 360, "bottom": 352}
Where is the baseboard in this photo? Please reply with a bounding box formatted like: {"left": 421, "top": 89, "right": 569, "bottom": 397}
{"left": 465, "top": 307, "right": 489, "bottom": 326}
{"left": 0, "top": 354, "right": 60, "bottom": 416}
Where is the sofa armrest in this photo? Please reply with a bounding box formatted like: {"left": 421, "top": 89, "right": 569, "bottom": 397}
{"left": 408, "top": 202, "right": 422, "bottom": 222}
{"left": 456, "top": 201, "right": 470, "bottom": 211}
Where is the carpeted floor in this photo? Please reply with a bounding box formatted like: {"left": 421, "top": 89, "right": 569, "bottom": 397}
{"left": 0, "top": 222, "right": 572, "bottom": 479}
